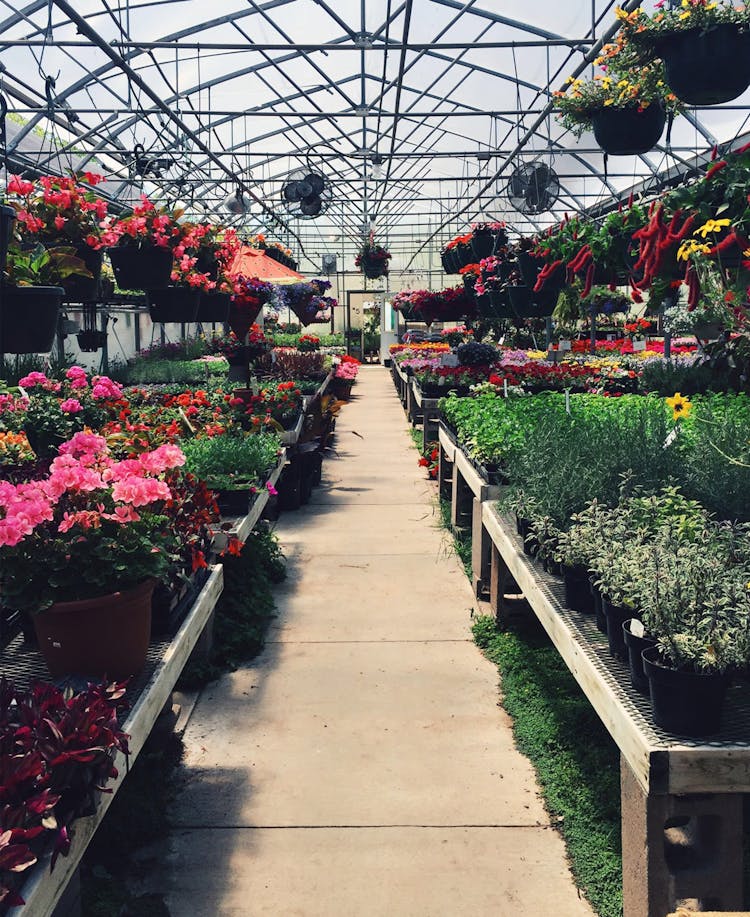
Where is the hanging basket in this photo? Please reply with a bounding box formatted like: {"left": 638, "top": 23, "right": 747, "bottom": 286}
{"left": 194, "top": 250, "right": 220, "bottom": 281}
{"left": 197, "top": 291, "right": 231, "bottom": 323}
{"left": 0, "top": 205, "right": 15, "bottom": 275}
{"left": 591, "top": 104, "right": 666, "bottom": 156}
{"left": 1, "top": 285, "right": 63, "bottom": 353}
{"left": 470, "top": 230, "right": 497, "bottom": 260}
{"left": 507, "top": 285, "right": 538, "bottom": 320}
{"left": 658, "top": 24, "right": 750, "bottom": 106}
{"left": 146, "top": 286, "right": 200, "bottom": 323}
{"left": 108, "top": 245, "right": 174, "bottom": 291}
{"left": 63, "top": 245, "right": 103, "bottom": 303}
{"left": 479, "top": 289, "right": 513, "bottom": 320}
{"left": 32, "top": 578, "right": 155, "bottom": 679}
{"left": 361, "top": 259, "right": 387, "bottom": 279}
{"left": 76, "top": 329, "right": 108, "bottom": 352}
{"left": 228, "top": 299, "right": 263, "bottom": 340}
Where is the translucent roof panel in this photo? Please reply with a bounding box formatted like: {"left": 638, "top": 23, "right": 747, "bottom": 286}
{"left": 1, "top": 1, "right": 749, "bottom": 276}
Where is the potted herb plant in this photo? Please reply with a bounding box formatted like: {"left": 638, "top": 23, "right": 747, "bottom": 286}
{"left": 181, "top": 430, "right": 281, "bottom": 516}
{"left": 621, "top": 1, "right": 750, "bottom": 106}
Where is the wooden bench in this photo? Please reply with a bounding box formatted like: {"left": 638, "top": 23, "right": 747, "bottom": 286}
{"left": 409, "top": 382, "right": 441, "bottom": 451}
{"left": 13, "top": 566, "right": 225, "bottom": 915}
{"left": 478, "top": 503, "right": 750, "bottom": 917}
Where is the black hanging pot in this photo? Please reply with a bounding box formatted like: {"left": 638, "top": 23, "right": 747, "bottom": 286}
{"left": 194, "top": 250, "right": 220, "bottom": 281}
{"left": 440, "top": 251, "right": 452, "bottom": 273}
{"left": 0, "top": 205, "right": 16, "bottom": 275}
{"left": 480, "top": 289, "right": 512, "bottom": 320}
{"left": 362, "top": 258, "right": 386, "bottom": 279}
{"left": 108, "top": 245, "right": 174, "bottom": 291}
{"left": 197, "top": 291, "right": 231, "bottom": 323}
{"left": 658, "top": 24, "right": 750, "bottom": 106}
{"left": 507, "top": 285, "right": 537, "bottom": 320}
{"left": 455, "top": 243, "right": 473, "bottom": 270}
{"left": 146, "top": 286, "right": 200, "bottom": 323}
{"left": 470, "top": 230, "right": 496, "bottom": 260}
{"left": 63, "top": 245, "right": 103, "bottom": 303}
{"left": 76, "top": 328, "right": 108, "bottom": 352}
{"left": 642, "top": 646, "right": 731, "bottom": 737}
{"left": 591, "top": 104, "right": 666, "bottom": 156}
{"left": 1, "top": 285, "right": 63, "bottom": 353}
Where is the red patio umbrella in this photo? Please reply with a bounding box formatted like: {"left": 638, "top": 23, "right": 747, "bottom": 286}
{"left": 228, "top": 246, "right": 303, "bottom": 283}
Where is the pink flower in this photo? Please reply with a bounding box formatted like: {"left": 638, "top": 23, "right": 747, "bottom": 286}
{"left": 18, "top": 372, "right": 50, "bottom": 388}
{"left": 111, "top": 476, "right": 171, "bottom": 507}
{"left": 7, "top": 175, "right": 34, "bottom": 196}
{"left": 91, "top": 376, "right": 123, "bottom": 401}
{"left": 266, "top": 481, "right": 278, "bottom": 496}
{"left": 138, "top": 443, "right": 185, "bottom": 474}
{"left": 54, "top": 215, "right": 66, "bottom": 230}
{"left": 60, "top": 398, "right": 83, "bottom": 414}
{"left": 59, "top": 432, "right": 107, "bottom": 458}
{"left": 103, "top": 505, "right": 141, "bottom": 524}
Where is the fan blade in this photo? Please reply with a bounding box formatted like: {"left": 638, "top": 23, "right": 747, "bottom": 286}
{"left": 300, "top": 195, "right": 323, "bottom": 216}
{"left": 508, "top": 168, "right": 528, "bottom": 197}
{"left": 296, "top": 179, "right": 313, "bottom": 198}
{"left": 283, "top": 181, "right": 303, "bottom": 202}
{"left": 306, "top": 173, "right": 325, "bottom": 195}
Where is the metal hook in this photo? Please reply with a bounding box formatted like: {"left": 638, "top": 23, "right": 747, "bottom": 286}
{"left": 45, "top": 75, "right": 56, "bottom": 108}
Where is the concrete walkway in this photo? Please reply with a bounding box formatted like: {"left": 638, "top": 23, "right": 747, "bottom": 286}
{"left": 161, "top": 367, "right": 594, "bottom": 916}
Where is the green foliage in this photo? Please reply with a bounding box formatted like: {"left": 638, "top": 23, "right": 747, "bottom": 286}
{"left": 473, "top": 617, "right": 622, "bottom": 917}
{"left": 182, "top": 431, "right": 280, "bottom": 491}
{"left": 270, "top": 332, "right": 344, "bottom": 349}
{"left": 122, "top": 357, "right": 228, "bottom": 385}
{"left": 179, "top": 527, "right": 286, "bottom": 687}
{"left": 5, "top": 242, "right": 91, "bottom": 286}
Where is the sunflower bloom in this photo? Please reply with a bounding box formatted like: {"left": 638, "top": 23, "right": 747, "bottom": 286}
{"left": 666, "top": 392, "right": 693, "bottom": 422}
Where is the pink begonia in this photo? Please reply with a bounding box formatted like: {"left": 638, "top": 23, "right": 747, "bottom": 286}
{"left": 266, "top": 481, "right": 278, "bottom": 496}
{"left": 57, "top": 510, "right": 102, "bottom": 533}
{"left": 138, "top": 443, "right": 185, "bottom": 474}
{"left": 111, "top": 476, "right": 171, "bottom": 507}
{"left": 0, "top": 393, "right": 29, "bottom": 414}
{"left": 90, "top": 376, "right": 123, "bottom": 400}
{"left": 103, "top": 505, "right": 141, "bottom": 524}
{"left": 65, "top": 366, "right": 88, "bottom": 382}
{"left": 18, "top": 371, "right": 50, "bottom": 388}
{"left": 58, "top": 431, "right": 107, "bottom": 458}
{"left": 60, "top": 398, "right": 83, "bottom": 414}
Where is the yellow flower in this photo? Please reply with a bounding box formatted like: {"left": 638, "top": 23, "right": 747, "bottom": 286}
{"left": 615, "top": 6, "right": 629, "bottom": 19}
{"left": 679, "top": 9, "right": 692, "bottom": 18}
{"left": 695, "top": 218, "right": 731, "bottom": 238}
{"left": 666, "top": 392, "right": 692, "bottom": 422}
{"left": 678, "top": 239, "right": 710, "bottom": 261}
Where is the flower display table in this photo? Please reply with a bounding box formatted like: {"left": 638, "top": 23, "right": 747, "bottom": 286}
{"left": 10, "top": 565, "right": 224, "bottom": 915}
{"left": 477, "top": 505, "right": 750, "bottom": 917}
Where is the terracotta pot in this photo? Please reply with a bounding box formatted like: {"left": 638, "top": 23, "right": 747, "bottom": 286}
{"left": 33, "top": 579, "right": 155, "bottom": 679}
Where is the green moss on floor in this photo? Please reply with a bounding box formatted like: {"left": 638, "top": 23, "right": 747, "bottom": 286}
{"left": 473, "top": 615, "right": 622, "bottom": 917}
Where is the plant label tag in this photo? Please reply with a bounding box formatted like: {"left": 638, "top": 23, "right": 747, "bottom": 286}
{"left": 250, "top": 376, "right": 261, "bottom": 397}
{"left": 270, "top": 350, "right": 277, "bottom": 363}
{"left": 607, "top": 334, "right": 615, "bottom": 341}
{"left": 546, "top": 349, "right": 558, "bottom": 363}
{"left": 441, "top": 353, "right": 459, "bottom": 368}
{"left": 559, "top": 339, "right": 571, "bottom": 352}
{"left": 663, "top": 428, "right": 678, "bottom": 449}
{"left": 632, "top": 340, "right": 647, "bottom": 352}
{"left": 630, "top": 619, "right": 645, "bottom": 639}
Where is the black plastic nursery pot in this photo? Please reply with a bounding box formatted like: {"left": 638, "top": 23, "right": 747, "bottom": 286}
{"left": 197, "top": 291, "right": 231, "bottom": 323}
{"left": 642, "top": 646, "right": 731, "bottom": 737}
{"left": 484, "top": 289, "right": 513, "bottom": 320}
{"left": 1, "top": 285, "right": 63, "bottom": 353}
{"left": 146, "top": 286, "right": 201, "bottom": 324}
{"left": 562, "top": 564, "right": 594, "bottom": 614}
{"left": 215, "top": 487, "right": 251, "bottom": 517}
{"left": 590, "top": 579, "right": 607, "bottom": 634}
{"left": 507, "top": 285, "right": 536, "bottom": 320}
{"left": 602, "top": 598, "right": 633, "bottom": 660}
{"left": 623, "top": 620, "right": 657, "bottom": 696}
{"left": 658, "top": 24, "right": 750, "bottom": 106}
{"left": 108, "top": 245, "right": 174, "bottom": 291}
{"left": 517, "top": 517, "right": 539, "bottom": 557}
{"left": 591, "top": 104, "right": 666, "bottom": 157}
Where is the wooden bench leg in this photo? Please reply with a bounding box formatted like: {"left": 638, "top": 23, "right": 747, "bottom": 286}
{"left": 451, "top": 466, "right": 473, "bottom": 530}
{"left": 422, "top": 408, "right": 439, "bottom": 452}
{"left": 620, "top": 757, "right": 743, "bottom": 917}
{"left": 472, "top": 498, "right": 492, "bottom": 599}
{"left": 438, "top": 447, "right": 453, "bottom": 503}
{"left": 489, "top": 544, "right": 531, "bottom": 628}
